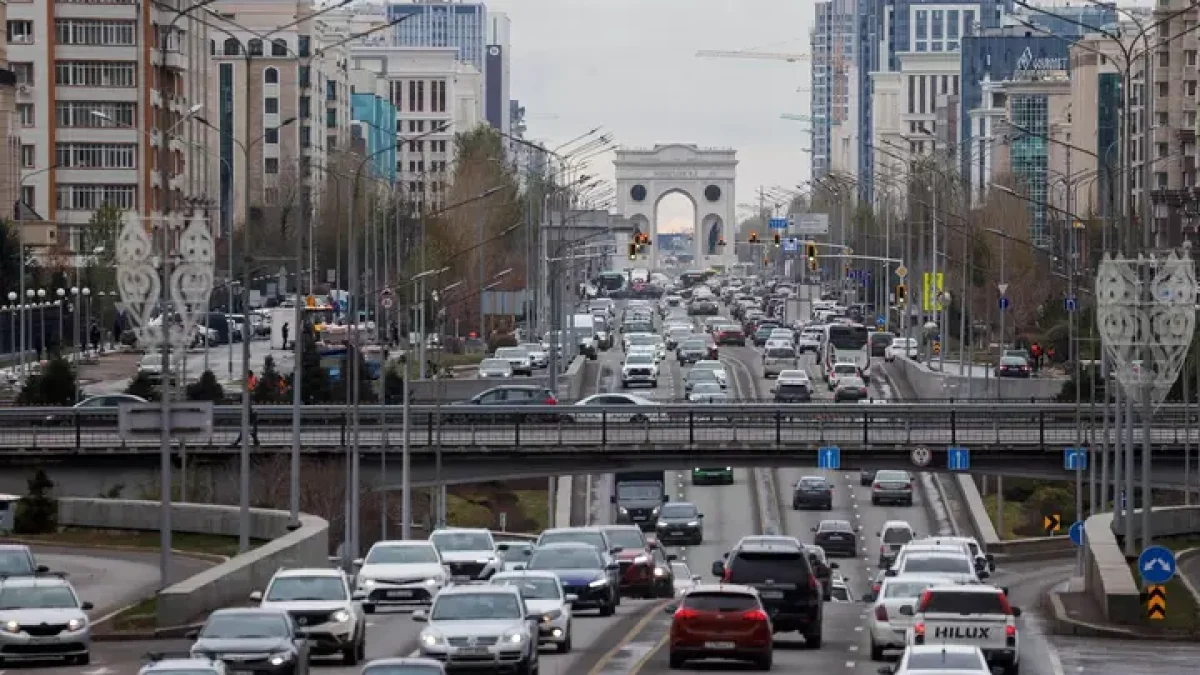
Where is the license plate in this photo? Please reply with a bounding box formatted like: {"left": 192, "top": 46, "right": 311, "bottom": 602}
{"left": 26, "top": 637, "right": 58, "bottom": 644}
{"left": 231, "top": 671, "right": 253, "bottom": 675}
{"left": 705, "top": 641, "right": 736, "bottom": 650}
{"left": 632, "top": 515, "right": 646, "bottom": 521}
{"left": 760, "top": 590, "right": 783, "bottom": 599}
{"left": 671, "top": 531, "right": 684, "bottom": 536}
{"left": 458, "top": 647, "right": 490, "bottom": 656}
{"left": 828, "top": 535, "right": 845, "bottom": 540}
{"left": 387, "top": 590, "right": 414, "bottom": 598}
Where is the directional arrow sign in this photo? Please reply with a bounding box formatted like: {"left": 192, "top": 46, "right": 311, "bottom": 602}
{"left": 947, "top": 446, "right": 970, "bottom": 471}
{"left": 1043, "top": 514, "right": 1062, "bottom": 534}
{"left": 818, "top": 446, "right": 841, "bottom": 470}
{"left": 1145, "top": 585, "right": 1167, "bottom": 620}
{"left": 998, "top": 283, "right": 1009, "bottom": 296}
{"left": 1069, "top": 520, "right": 1086, "bottom": 547}
{"left": 1138, "top": 545, "right": 1177, "bottom": 584}
{"left": 1064, "top": 447, "right": 1088, "bottom": 471}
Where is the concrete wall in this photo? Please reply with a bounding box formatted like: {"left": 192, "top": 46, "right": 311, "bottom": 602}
{"left": 409, "top": 356, "right": 587, "bottom": 403}
{"left": 953, "top": 474, "right": 1073, "bottom": 561}
{"left": 892, "top": 355, "right": 1066, "bottom": 401}
{"left": 57, "top": 498, "right": 329, "bottom": 628}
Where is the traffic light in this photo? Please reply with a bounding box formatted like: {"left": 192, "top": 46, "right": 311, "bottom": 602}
{"left": 773, "top": 232, "right": 781, "bottom": 247}
{"left": 806, "top": 242, "right": 818, "bottom": 271}
{"left": 897, "top": 284, "right": 907, "bottom": 303}
{"left": 627, "top": 242, "right": 637, "bottom": 260}
{"left": 749, "top": 231, "right": 759, "bottom": 243}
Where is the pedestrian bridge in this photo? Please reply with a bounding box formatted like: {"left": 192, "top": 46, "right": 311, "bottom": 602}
{"left": 0, "top": 403, "right": 1190, "bottom": 484}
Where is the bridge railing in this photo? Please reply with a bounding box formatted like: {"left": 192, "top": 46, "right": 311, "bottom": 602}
{"left": 0, "top": 403, "right": 1195, "bottom": 452}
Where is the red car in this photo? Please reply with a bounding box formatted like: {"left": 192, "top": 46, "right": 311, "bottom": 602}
{"left": 602, "top": 525, "right": 656, "bottom": 597}
{"left": 715, "top": 326, "right": 746, "bottom": 346}
{"left": 667, "top": 583, "right": 773, "bottom": 670}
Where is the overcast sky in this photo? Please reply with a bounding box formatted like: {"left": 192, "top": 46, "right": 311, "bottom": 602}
{"left": 488, "top": 0, "right": 814, "bottom": 233}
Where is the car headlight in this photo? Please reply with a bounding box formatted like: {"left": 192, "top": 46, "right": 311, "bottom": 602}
{"left": 332, "top": 609, "right": 351, "bottom": 623}
{"left": 688, "top": 521, "right": 700, "bottom": 527}
{"left": 421, "top": 630, "right": 446, "bottom": 647}
{"left": 1, "top": 620, "right": 17, "bottom": 634}
{"left": 425, "top": 576, "right": 444, "bottom": 586}
{"left": 66, "top": 618, "right": 86, "bottom": 632}
{"left": 652, "top": 505, "right": 661, "bottom": 515}
{"left": 268, "top": 652, "right": 291, "bottom": 666}
{"left": 361, "top": 578, "right": 377, "bottom": 587}
{"left": 619, "top": 506, "right": 629, "bottom": 514}
{"left": 634, "top": 554, "right": 650, "bottom": 565}
{"left": 502, "top": 629, "right": 526, "bottom": 644}
{"left": 541, "top": 609, "right": 562, "bottom": 622}
{"left": 588, "top": 578, "right": 609, "bottom": 587}
{"left": 654, "top": 566, "right": 667, "bottom": 577}
{"left": 477, "top": 557, "right": 497, "bottom": 564}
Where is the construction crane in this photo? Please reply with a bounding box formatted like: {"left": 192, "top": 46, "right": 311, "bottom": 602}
{"left": 696, "top": 50, "right": 811, "bottom": 62}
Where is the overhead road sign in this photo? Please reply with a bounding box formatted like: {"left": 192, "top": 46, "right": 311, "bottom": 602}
{"left": 1138, "top": 546, "right": 1177, "bottom": 585}
{"left": 768, "top": 217, "right": 789, "bottom": 230}
{"left": 1064, "top": 447, "right": 1087, "bottom": 471}
{"left": 818, "top": 446, "right": 840, "bottom": 470}
{"left": 947, "top": 446, "right": 970, "bottom": 471}
{"left": 792, "top": 213, "right": 829, "bottom": 235}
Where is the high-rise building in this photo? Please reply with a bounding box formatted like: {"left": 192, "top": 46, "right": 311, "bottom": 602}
{"left": 810, "top": 0, "right": 856, "bottom": 179}
{"left": 349, "top": 69, "right": 398, "bottom": 184}
{"left": 485, "top": 11, "right": 511, "bottom": 134}
{"left": 6, "top": 0, "right": 215, "bottom": 251}
{"left": 0, "top": 2, "right": 17, "bottom": 231}
{"left": 386, "top": 1, "right": 487, "bottom": 73}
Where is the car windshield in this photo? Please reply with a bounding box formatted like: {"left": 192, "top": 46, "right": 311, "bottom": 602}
{"left": 682, "top": 339, "right": 707, "bottom": 350}
{"left": 529, "top": 548, "right": 602, "bottom": 570}
{"left": 799, "top": 478, "right": 827, "bottom": 489}
{"left": 728, "top": 551, "right": 808, "bottom": 583}
{"left": 361, "top": 666, "right": 445, "bottom": 675}
{"left": 682, "top": 592, "right": 758, "bottom": 612}
{"left": 834, "top": 364, "right": 858, "bottom": 375}
{"left": 0, "top": 586, "right": 77, "bottom": 609}
{"left": 0, "top": 551, "right": 33, "bottom": 574}
{"left": 201, "top": 613, "right": 290, "bottom": 639}
{"left": 1000, "top": 356, "right": 1027, "bottom": 366}
{"left": 480, "top": 359, "right": 509, "bottom": 369}
{"left": 365, "top": 545, "right": 440, "bottom": 565}
{"left": 903, "top": 556, "right": 972, "bottom": 574}
{"left": 688, "top": 370, "right": 718, "bottom": 382}
{"left": 603, "top": 529, "right": 646, "bottom": 549}
{"left": 539, "top": 531, "right": 606, "bottom": 550}
{"left": 840, "top": 377, "right": 865, "bottom": 388}
{"left": 820, "top": 521, "right": 852, "bottom": 532}
{"left": 669, "top": 327, "right": 693, "bottom": 337}
{"left": 905, "top": 651, "right": 986, "bottom": 670}
{"left": 876, "top": 471, "right": 911, "bottom": 482}
{"left": 922, "top": 591, "right": 1009, "bottom": 614}
{"left": 659, "top": 503, "right": 698, "bottom": 518}
{"left": 626, "top": 354, "right": 654, "bottom": 365}
{"left": 670, "top": 562, "right": 691, "bottom": 577}
{"left": 766, "top": 348, "right": 794, "bottom": 358}
{"left": 139, "top": 355, "right": 163, "bottom": 367}
{"left": 694, "top": 361, "right": 722, "bottom": 371}
{"left": 883, "top": 529, "right": 914, "bottom": 544}
{"left": 830, "top": 585, "right": 850, "bottom": 601}
{"left": 500, "top": 544, "right": 533, "bottom": 559}
{"left": 431, "top": 593, "right": 522, "bottom": 620}
{"left": 627, "top": 335, "right": 655, "bottom": 344}
{"left": 265, "top": 576, "right": 346, "bottom": 602}
{"left": 692, "top": 383, "right": 722, "bottom": 394}
{"left": 431, "top": 531, "right": 494, "bottom": 551}
{"left": 883, "top": 580, "right": 935, "bottom": 599}
{"left": 495, "top": 348, "right": 525, "bottom": 358}
{"left": 490, "top": 577, "right": 561, "bottom": 600}
{"left": 520, "top": 343, "right": 543, "bottom": 352}
{"left": 617, "top": 484, "right": 660, "bottom": 500}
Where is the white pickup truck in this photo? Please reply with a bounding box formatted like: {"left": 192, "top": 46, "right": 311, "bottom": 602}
{"left": 908, "top": 584, "right": 1021, "bottom": 675}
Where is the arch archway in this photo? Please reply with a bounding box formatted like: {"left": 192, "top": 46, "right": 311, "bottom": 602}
{"left": 613, "top": 144, "right": 737, "bottom": 270}
{"left": 654, "top": 190, "right": 696, "bottom": 266}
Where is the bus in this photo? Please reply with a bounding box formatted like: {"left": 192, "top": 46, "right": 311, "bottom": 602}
{"left": 820, "top": 322, "right": 871, "bottom": 382}
{"left": 595, "top": 271, "right": 628, "bottom": 294}
{"left": 678, "top": 269, "right": 711, "bottom": 288}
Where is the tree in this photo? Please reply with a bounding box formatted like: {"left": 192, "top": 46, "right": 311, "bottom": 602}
{"left": 254, "top": 355, "right": 285, "bottom": 404}
{"left": 14, "top": 469, "right": 58, "bottom": 534}
{"left": 298, "top": 325, "right": 331, "bottom": 403}
{"left": 80, "top": 203, "right": 123, "bottom": 293}
{"left": 187, "top": 370, "right": 225, "bottom": 402}
{"left": 16, "top": 356, "right": 76, "bottom": 406}
{"left": 0, "top": 220, "right": 22, "bottom": 296}
{"left": 125, "top": 371, "right": 159, "bottom": 401}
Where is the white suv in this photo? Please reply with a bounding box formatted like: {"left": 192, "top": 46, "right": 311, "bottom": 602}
{"left": 250, "top": 568, "right": 367, "bottom": 665}
{"left": 622, "top": 352, "right": 659, "bottom": 388}
{"left": 354, "top": 540, "right": 448, "bottom": 613}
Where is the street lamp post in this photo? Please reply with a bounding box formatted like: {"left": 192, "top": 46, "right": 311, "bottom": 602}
{"left": 55, "top": 289, "right": 65, "bottom": 351}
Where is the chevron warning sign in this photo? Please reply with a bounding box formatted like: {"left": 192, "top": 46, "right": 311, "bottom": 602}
{"left": 1145, "top": 585, "right": 1166, "bottom": 620}
{"left": 1043, "top": 514, "right": 1062, "bottom": 534}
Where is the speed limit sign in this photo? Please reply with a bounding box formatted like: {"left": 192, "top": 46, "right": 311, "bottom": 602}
{"left": 379, "top": 288, "right": 394, "bottom": 309}
{"left": 911, "top": 446, "right": 932, "bottom": 468}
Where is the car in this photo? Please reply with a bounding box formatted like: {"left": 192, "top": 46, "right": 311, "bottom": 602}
{"left": 691, "top": 466, "right": 734, "bottom": 485}
{"left": 621, "top": 351, "right": 659, "bottom": 388}
{"left": 476, "top": 358, "right": 514, "bottom": 379}
{"left": 354, "top": 540, "right": 447, "bottom": 613}
{"left": 665, "top": 584, "right": 773, "bottom": 670}
{"left": 860, "top": 468, "right": 878, "bottom": 486}
{"left": 751, "top": 325, "right": 777, "bottom": 346}
{"left": 911, "top": 536, "right": 996, "bottom": 580}
{"left": 139, "top": 653, "right": 227, "bottom": 675}
{"left": 711, "top": 541, "right": 823, "bottom": 645}
{"left": 669, "top": 560, "right": 700, "bottom": 596}
{"left": 42, "top": 393, "right": 148, "bottom": 426}
{"left": 877, "top": 521, "right": 917, "bottom": 568}
{"left": 803, "top": 544, "right": 837, "bottom": 598}
{"left": 687, "top": 381, "right": 725, "bottom": 403}
{"left": 871, "top": 470, "right": 915, "bottom": 506}
{"left": 868, "top": 331, "right": 895, "bottom": 357}
{"left": 996, "top": 355, "right": 1032, "bottom": 378}
{"left": 494, "top": 346, "right": 533, "bottom": 376}
{"left": 762, "top": 344, "right": 799, "bottom": 379}
{"left": 677, "top": 336, "right": 716, "bottom": 364}
{"left": 890, "top": 542, "right": 976, "bottom": 577}
{"left": 622, "top": 331, "right": 658, "bottom": 354}
{"left": 572, "top": 392, "right": 661, "bottom": 424}
{"left": 654, "top": 500, "right": 705, "bottom": 545}
{"left": 429, "top": 528, "right": 501, "bottom": 581}
{"left": 885, "top": 337, "right": 919, "bottom": 362}
{"left": 834, "top": 375, "right": 869, "bottom": 401}
{"left": 772, "top": 370, "right": 813, "bottom": 403}
{"left": 646, "top": 543, "right": 678, "bottom": 598}
{"left": 518, "top": 343, "right": 548, "bottom": 369}
{"left": 189, "top": 608, "right": 309, "bottom": 674}
{"left": 664, "top": 325, "right": 693, "bottom": 350}
{"left": 0, "top": 544, "right": 47, "bottom": 576}
{"left": 412, "top": 585, "right": 540, "bottom": 673}
{"left": 887, "top": 552, "right": 979, "bottom": 585}
{"left": 691, "top": 359, "right": 727, "bottom": 387}
{"left": 907, "top": 585, "right": 1021, "bottom": 674}
{"left": 795, "top": 328, "right": 823, "bottom": 354}
{"left": 601, "top": 526, "right": 657, "bottom": 598}
{"left": 496, "top": 542, "right": 535, "bottom": 572}
{"left": 792, "top": 475, "right": 834, "bottom": 510}
{"left": 812, "top": 520, "right": 859, "bottom": 557}
{"left": 0, "top": 573, "right": 94, "bottom": 666}
{"left": 521, "top": 542, "right": 619, "bottom": 616}
{"left": 359, "top": 656, "right": 447, "bottom": 675}
{"left": 683, "top": 367, "right": 721, "bottom": 393}
{"left": 489, "top": 571, "right": 575, "bottom": 653}
{"left": 250, "top": 567, "right": 366, "bottom": 664}
{"left": 828, "top": 576, "right": 853, "bottom": 602}
{"left": 864, "top": 574, "right": 944, "bottom": 660}
{"left": 828, "top": 361, "right": 861, "bottom": 389}
{"left": 714, "top": 325, "right": 746, "bottom": 345}
{"left": 451, "top": 386, "right": 560, "bottom": 423}
{"left": 883, "top": 644, "right": 993, "bottom": 674}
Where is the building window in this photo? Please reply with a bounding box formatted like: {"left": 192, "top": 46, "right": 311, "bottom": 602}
{"left": 947, "top": 10, "right": 959, "bottom": 39}
{"left": 21, "top": 186, "right": 34, "bottom": 208}
{"left": 7, "top": 20, "right": 33, "bottom": 44}
{"left": 17, "top": 104, "right": 34, "bottom": 127}
{"left": 1189, "top": 81, "right": 1197, "bottom": 97}
{"left": 408, "top": 80, "right": 418, "bottom": 112}
{"left": 1188, "top": 50, "right": 1197, "bottom": 66}
{"left": 1156, "top": 172, "right": 1168, "bottom": 189}
{"left": 266, "top": 128, "right": 279, "bottom": 144}
{"left": 931, "top": 10, "right": 943, "bottom": 40}
{"left": 915, "top": 10, "right": 928, "bottom": 39}
{"left": 20, "top": 145, "right": 35, "bottom": 169}
{"left": 55, "top": 61, "right": 136, "bottom": 87}
{"left": 55, "top": 19, "right": 136, "bottom": 46}
{"left": 299, "top": 95, "right": 310, "bottom": 119}
{"left": 326, "top": 109, "right": 337, "bottom": 128}
{"left": 300, "top": 127, "right": 310, "bottom": 148}
{"left": 56, "top": 101, "right": 136, "bottom": 128}
{"left": 1159, "top": 51, "right": 1170, "bottom": 67}
{"left": 265, "top": 67, "right": 279, "bottom": 85}
{"left": 12, "top": 63, "right": 33, "bottom": 86}
{"left": 272, "top": 38, "right": 287, "bottom": 56}
{"left": 265, "top": 158, "right": 279, "bottom": 174}
{"left": 223, "top": 38, "right": 240, "bottom": 55}
{"left": 298, "top": 35, "right": 310, "bottom": 57}
{"left": 908, "top": 76, "right": 915, "bottom": 113}
{"left": 265, "top": 97, "right": 279, "bottom": 114}
{"left": 915, "top": 41, "right": 927, "bottom": 52}
{"left": 55, "top": 143, "right": 137, "bottom": 169}
{"left": 964, "top": 10, "right": 975, "bottom": 35}
{"left": 416, "top": 81, "right": 425, "bottom": 112}
{"left": 299, "top": 65, "right": 310, "bottom": 88}
{"left": 55, "top": 184, "right": 137, "bottom": 211}
{"left": 326, "top": 79, "right": 336, "bottom": 101}
{"left": 249, "top": 38, "right": 263, "bottom": 56}
{"left": 390, "top": 80, "right": 403, "bottom": 108}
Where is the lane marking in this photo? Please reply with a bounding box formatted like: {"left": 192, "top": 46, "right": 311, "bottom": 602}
{"left": 845, "top": 661, "right": 856, "bottom": 668}
{"left": 586, "top": 599, "right": 672, "bottom": 675}
{"left": 627, "top": 629, "right": 671, "bottom": 675}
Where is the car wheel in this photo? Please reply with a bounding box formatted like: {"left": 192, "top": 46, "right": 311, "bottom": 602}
{"left": 342, "top": 640, "right": 359, "bottom": 665}
{"left": 669, "top": 653, "right": 686, "bottom": 669}
{"left": 363, "top": 603, "right": 375, "bottom": 614}
{"left": 75, "top": 653, "right": 91, "bottom": 666}
{"left": 871, "top": 497, "right": 880, "bottom": 506}
{"left": 755, "top": 652, "right": 773, "bottom": 670}
{"left": 906, "top": 498, "right": 915, "bottom": 507}
{"left": 870, "top": 641, "right": 885, "bottom": 661}
{"left": 558, "top": 627, "right": 573, "bottom": 653}
{"left": 599, "top": 600, "right": 616, "bottom": 616}
{"left": 792, "top": 501, "right": 800, "bottom": 510}
{"left": 356, "top": 634, "right": 366, "bottom": 660}
{"left": 516, "top": 655, "right": 536, "bottom": 675}
{"left": 804, "top": 629, "right": 823, "bottom": 649}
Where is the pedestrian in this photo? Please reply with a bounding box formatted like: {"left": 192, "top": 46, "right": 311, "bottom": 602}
{"left": 281, "top": 322, "right": 290, "bottom": 350}
{"left": 1030, "top": 343, "right": 1042, "bottom": 374}
{"left": 89, "top": 322, "right": 101, "bottom": 353}
{"left": 229, "top": 405, "right": 261, "bottom": 447}
{"left": 247, "top": 369, "right": 258, "bottom": 392}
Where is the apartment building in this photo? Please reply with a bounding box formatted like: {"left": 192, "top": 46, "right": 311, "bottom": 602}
{"left": 350, "top": 44, "right": 483, "bottom": 211}
{"left": 205, "top": 0, "right": 353, "bottom": 239}
{"left": 0, "top": 3, "right": 17, "bottom": 228}
{"left": 6, "top": 0, "right": 214, "bottom": 251}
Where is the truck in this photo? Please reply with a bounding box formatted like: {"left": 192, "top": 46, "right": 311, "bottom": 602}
{"left": 570, "top": 313, "right": 599, "bottom": 360}
{"left": 611, "top": 470, "right": 668, "bottom": 531}
{"left": 908, "top": 584, "right": 1021, "bottom": 674}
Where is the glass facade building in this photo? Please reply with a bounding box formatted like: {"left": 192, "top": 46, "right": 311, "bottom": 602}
{"left": 386, "top": 2, "right": 487, "bottom": 72}
{"left": 1009, "top": 93, "right": 1050, "bottom": 246}
{"left": 351, "top": 93, "right": 399, "bottom": 183}
{"left": 811, "top": 0, "right": 857, "bottom": 179}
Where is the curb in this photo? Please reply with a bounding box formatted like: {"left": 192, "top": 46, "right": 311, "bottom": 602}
{"left": 1175, "top": 547, "right": 1200, "bottom": 609}
{"left": 1045, "top": 591, "right": 1142, "bottom": 639}
{"left": 93, "top": 622, "right": 204, "bottom": 642}
{"left": 2, "top": 537, "right": 231, "bottom": 564}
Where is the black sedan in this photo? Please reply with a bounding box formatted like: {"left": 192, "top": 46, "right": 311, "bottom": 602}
{"left": 792, "top": 476, "right": 834, "bottom": 510}
{"left": 654, "top": 501, "right": 705, "bottom": 545}
{"left": 996, "top": 355, "right": 1032, "bottom": 378}
{"left": 860, "top": 469, "right": 877, "bottom": 487}
{"left": 812, "top": 520, "right": 859, "bottom": 558}
{"left": 804, "top": 544, "right": 838, "bottom": 599}
{"left": 189, "top": 608, "right": 310, "bottom": 674}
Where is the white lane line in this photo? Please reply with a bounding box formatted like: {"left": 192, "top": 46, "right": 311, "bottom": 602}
{"left": 854, "top": 626, "right": 864, "bottom": 632}
{"left": 849, "top": 645, "right": 859, "bottom": 652}
{"left": 845, "top": 661, "right": 856, "bottom": 668}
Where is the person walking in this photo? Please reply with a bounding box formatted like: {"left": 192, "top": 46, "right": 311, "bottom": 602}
{"left": 281, "top": 322, "right": 290, "bottom": 350}
{"left": 230, "top": 370, "right": 261, "bottom": 447}
{"left": 89, "top": 322, "right": 101, "bottom": 353}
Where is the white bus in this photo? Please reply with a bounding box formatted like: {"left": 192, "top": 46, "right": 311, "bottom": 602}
{"left": 820, "top": 322, "right": 871, "bottom": 382}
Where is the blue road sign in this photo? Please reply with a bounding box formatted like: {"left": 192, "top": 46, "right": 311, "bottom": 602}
{"left": 782, "top": 238, "right": 798, "bottom": 252}
{"left": 999, "top": 297, "right": 1010, "bottom": 310}
{"left": 1064, "top": 447, "right": 1088, "bottom": 471}
{"left": 1065, "top": 296, "right": 1078, "bottom": 312}
{"left": 1138, "top": 545, "right": 1177, "bottom": 584}
{"left": 768, "top": 217, "right": 788, "bottom": 230}
{"left": 818, "top": 446, "right": 841, "bottom": 470}
{"left": 1069, "top": 520, "right": 1086, "bottom": 547}
{"left": 947, "top": 446, "right": 970, "bottom": 471}
{"left": 876, "top": 316, "right": 886, "bottom": 327}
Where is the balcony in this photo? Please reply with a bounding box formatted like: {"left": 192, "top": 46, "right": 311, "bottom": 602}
{"left": 150, "top": 49, "right": 187, "bottom": 71}
{"left": 1179, "top": 127, "right": 1196, "bottom": 143}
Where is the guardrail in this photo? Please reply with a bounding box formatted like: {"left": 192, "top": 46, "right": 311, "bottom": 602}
{"left": 0, "top": 403, "right": 1193, "bottom": 453}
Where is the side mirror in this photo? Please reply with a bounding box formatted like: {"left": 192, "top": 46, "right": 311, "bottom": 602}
{"left": 565, "top": 594, "right": 578, "bottom": 604}
{"left": 352, "top": 558, "right": 364, "bottom": 567}
{"left": 609, "top": 495, "right": 616, "bottom": 504}
{"left": 497, "top": 543, "right": 511, "bottom": 551}
{"left": 662, "top": 494, "right": 670, "bottom": 503}
{"left": 606, "top": 562, "right": 620, "bottom": 571}
{"left": 186, "top": 629, "right": 200, "bottom": 639}
{"left": 352, "top": 591, "right": 366, "bottom": 601}
{"left": 525, "top": 612, "right": 543, "bottom": 621}
{"left": 610, "top": 546, "right": 624, "bottom": 554}
{"left": 663, "top": 604, "right": 678, "bottom": 614}
{"left": 1001, "top": 587, "right": 1010, "bottom": 596}
{"left": 884, "top": 570, "right": 897, "bottom": 577}
{"left": 899, "top": 605, "right": 914, "bottom": 616}
{"left": 1012, "top": 607, "right": 1022, "bottom": 617}
{"left": 770, "top": 387, "right": 777, "bottom": 394}
{"left": 830, "top": 562, "right": 839, "bottom": 570}
{"left": 513, "top": 564, "right": 526, "bottom": 570}
{"left": 81, "top": 601, "right": 94, "bottom": 611}
{"left": 667, "top": 554, "right": 678, "bottom": 561}
{"left": 35, "top": 565, "right": 48, "bottom": 573}
{"left": 249, "top": 590, "right": 263, "bottom": 602}
{"left": 989, "top": 561, "right": 997, "bottom": 572}
{"left": 722, "top": 552, "right": 729, "bottom": 559}
{"left": 698, "top": 513, "right": 705, "bottom": 518}
{"left": 691, "top": 575, "right": 701, "bottom": 582}
{"left": 811, "top": 527, "right": 818, "bottom": 532}
{"left": 711, "top": 561, "right": 725, "bottom": 577}
{"left": 412, "top": 610, "right": 428, "bottom": 622}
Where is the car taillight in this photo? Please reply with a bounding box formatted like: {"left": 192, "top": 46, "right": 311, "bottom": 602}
{"left": 808, "top": 573, "right": 820, "bottom": 592}
{"left": 674, "top": 608, "right": 700, "bottom": 620}
{"left": 918, "top": 589, "right": 933, "bottom": 612}
{"left": 913, "top": 622, "right": 925, "bottom": 637}
{"left": 544, "top": 397, "right": 558, "bottom": 405}
{"left": 742, "top": 609, "right": 769, "bottom": 622}
{"left": 872, "top": 482, "right": 881, "bottom": 490}
{"left": 722, "top": 567, "right": 732, "bottom": 582}
{"left": 881, "top": 545, "right": 888, "bottom": 556}
{"left": 872, "top": 582, "right": 882, "bottom": 594}
{"left": 874, "top": 604, "right": 888, "bottom": 621}
{"left": 903, "top": 483, "right": 913, "bottom": 491}
{"left": 1005, "top": 624, "right": 1016, "bottom": 638}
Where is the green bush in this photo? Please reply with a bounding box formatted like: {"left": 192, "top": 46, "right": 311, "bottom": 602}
{"left": 16, "top": 356, "right": 76, "bottom": 406}
{"left": 186, "top": 370, "right": 225, "bottom": 402}
{"left": 254, "top": 356, "right": 285, "bottom": 404}
{"left": 125, "top": 371, "right": 159, "bottom": 401}
{"left": 13, "top": 469, "right": 58, "bottom": 534}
